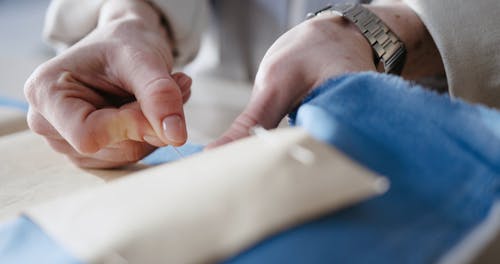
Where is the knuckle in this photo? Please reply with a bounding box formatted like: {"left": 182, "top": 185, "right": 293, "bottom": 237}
{"left": 24, "top": 64, "right": 50, "bottom": 105}
{"left": 144, "top": 78, "right": 183, "bottom": 102}
{"left": 23, "top": 78, "right": 36, "bottom": 104}
{"left": 26, "top": 111, "right": 49, "bottom": 136}
{"left": 231, "top": 112, "right": 259, "bottom": 136}
{"left": 24, "top": 62, "right": 65, "bottom": 115}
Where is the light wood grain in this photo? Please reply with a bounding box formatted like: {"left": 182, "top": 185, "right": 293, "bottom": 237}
{"left": 0, "top": 131, "right": 145, "bottom": 220}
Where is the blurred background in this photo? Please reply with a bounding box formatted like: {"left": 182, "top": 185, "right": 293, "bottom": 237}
{"left": 0, "top": 0, "right": 53, "bottom": 101}
{"left": 0, "top": 0, "right": 55, "bottom": 136}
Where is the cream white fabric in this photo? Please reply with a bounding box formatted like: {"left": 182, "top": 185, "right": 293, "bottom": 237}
{"left": 151, "top": 0, "right": 208, "bottom": 65}
{"left": 43, "top": 0, "right": 208, "bottom": 66}
{"left": 44, "top": 0, "right": 105, "bottom": 53}
{"left": 27, "top": 128, "right": 387, "bottom": 263}
{"left": 403, "top": 0, "right": 500, "bottom": 108}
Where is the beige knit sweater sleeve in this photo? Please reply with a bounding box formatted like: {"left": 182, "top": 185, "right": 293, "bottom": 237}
{"left": 43, "top": 0, "right": 208, "bottom": 66}
{"left": 404, "top": 0, "right": 500, "bottom": 108}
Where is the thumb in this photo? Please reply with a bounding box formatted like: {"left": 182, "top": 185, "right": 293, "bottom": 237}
{"left": 121, "top": 57, "right": 189, "bottom": 146}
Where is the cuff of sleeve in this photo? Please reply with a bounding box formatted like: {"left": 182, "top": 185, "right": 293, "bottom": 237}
{"left": 151, "top": 0, "right": 208, "bottom": 66}
{"left": 43, "top": 0, "right": 106, "bottom": 53}
{"left": 43, "top": 0, "right": 208, "bottom": 66}
{"left": 402, "top": 0, "right": 500, "bottom": 108}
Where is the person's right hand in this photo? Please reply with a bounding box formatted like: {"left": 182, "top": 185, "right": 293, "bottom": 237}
{"left": 25, "top": 0, "right": 190, "bottom": 168}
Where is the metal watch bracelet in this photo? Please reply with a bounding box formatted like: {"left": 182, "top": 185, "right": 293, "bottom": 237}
{"left": 307, "top": 4, "right": 407, "bottom": 75}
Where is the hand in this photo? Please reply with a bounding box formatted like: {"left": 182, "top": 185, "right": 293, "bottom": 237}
{"left": 25, "top": 0, "right": 190, "bottom": 168}
{"left": 208, "top": 3, "right": 443, "bottom": 148}
{"left": 208, "top": 12, "right": 374, "bottom": 147}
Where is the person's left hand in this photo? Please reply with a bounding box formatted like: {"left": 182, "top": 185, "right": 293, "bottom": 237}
{"left": 207, "top": 13, "right": 376, "bottom": 147}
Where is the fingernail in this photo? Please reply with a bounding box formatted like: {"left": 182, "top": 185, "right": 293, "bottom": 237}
{"left": 162, "top": 115, "right": 186, "bottom": 144}
{"left": 143, "top": 135, "right": 166, "bottom": 147}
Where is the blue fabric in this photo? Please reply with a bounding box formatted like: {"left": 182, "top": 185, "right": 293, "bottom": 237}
{"left": 2, "top": 73, "right": 500, "bottom": 263}
{"left": 226, "top": 72, "right": 500, "bottom": 264}
{"left": 142, "top": 144, "right": 204, "bottom": 165}
{"left": 0, "top": 217, "right": 81, "bottom": 264}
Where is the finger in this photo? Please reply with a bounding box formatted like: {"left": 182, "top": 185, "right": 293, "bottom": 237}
{"left": 69, "top": 141, "right": 155, "bottom": 169}
{"left": 172, "top": 72, "right": 192, "bottom": 103}
{"left": 47, "top": 138, "right": 155, "bottom": 168}
{"left": 27, "top": 107, "right": 63, "bottom": 140}
{"left": 91, "top": 141, "right": 156, "bottom": 163}
{"left": 45, "top": 138, "right": 84, "bottom": 157}
{"left": 68, "top": 156, "right": 135, "bottom": 169}
{"left": 26, "top": 67, "right": 159, "bottom": 154}
{"left": 206, "top": 111, "right": 258, "bottom": 148}
{"left": 207, "top": 60, "right": 310, "bottom": 149}
{"left": 182, "top": 89, "right": 192, "bottom": 104}
{"left": 206, "top": 90, "right": 286, "bottom": 149}
{"left": 118, "top": 53, "right": 188, "bottom": 146}
{"left": 50, "top": 92, "right": 156, "bottom": 154}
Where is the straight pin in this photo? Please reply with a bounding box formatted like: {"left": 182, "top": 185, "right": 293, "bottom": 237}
{"left": 172, "top": 146, "right": 184, "bottom": 158}
{"left": 250, "top": 126, "right": 315, "bottom": 165}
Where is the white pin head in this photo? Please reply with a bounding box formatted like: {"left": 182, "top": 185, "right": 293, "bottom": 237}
{"left": 250, "top": 126, "right": 316, "bottom": 165}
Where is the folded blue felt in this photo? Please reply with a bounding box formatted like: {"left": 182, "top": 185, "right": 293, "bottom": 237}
{"left": 0, "top": 217, "right": 81, "bottom": 264}
{"left": 2, "top": 73, "right": 500, "bottom": 263}
{"left": 226, "top": 72, "right": 500, "bottom": 263}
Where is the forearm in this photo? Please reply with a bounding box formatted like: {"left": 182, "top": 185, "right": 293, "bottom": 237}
{"left": 367, "top": 3, "right": 445, "bottom": 79}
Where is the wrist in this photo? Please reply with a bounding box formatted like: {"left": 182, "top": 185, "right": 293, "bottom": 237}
{"left": 312, "top": 14, "right": 379, "bottom": 73}
{"left": 309, "top": 14, "right": 374, "bottom": 68}
{"left": 99, "top": 0, "right": 171, "bottom": 42}
{"left": 307, "top": 5, "right": 407, "bottom": 75}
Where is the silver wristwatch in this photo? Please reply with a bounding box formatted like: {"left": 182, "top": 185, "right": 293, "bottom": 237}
{"left": 307, "top": 4, "right": 407, "bottom": 75}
